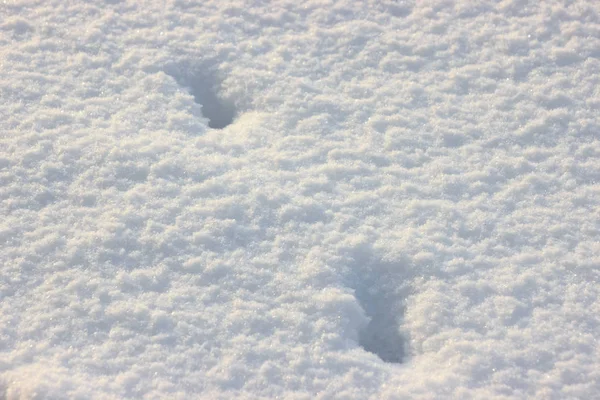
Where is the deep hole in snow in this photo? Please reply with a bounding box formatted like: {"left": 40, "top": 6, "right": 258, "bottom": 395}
{"left": 356, "top": 285, "right": 405, "bottom": 363}
{"left": 346, "top": 246, "right": 407, "bottom": 364}
{"left": 166, "top": 64, "right": 236, "bottom": 129}
{"left": 188, "top": 76, "right": 236, "bottom": 129}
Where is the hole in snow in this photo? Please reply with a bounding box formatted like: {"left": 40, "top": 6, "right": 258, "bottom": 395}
{"left": 356, "top": 284, "right": 406, "bottom": 363}
{"left": 166, "top": 63, "right": 236, "bottom": 129}
{"left": 345, "top": 244, "right": 408, "bottom": 364}
{"left": 188, "top": 76, "right": 236, "bottom": 129}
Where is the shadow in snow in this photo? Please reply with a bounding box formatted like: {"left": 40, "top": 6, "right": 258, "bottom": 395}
{"left": 344, "top": 243, "right": 410, "bottom": 364}
{"left": 355, "top": 283, "right": 406, "bottom": 363}
{"left": 165, "top": 62, "right": 236, "bottom": 129}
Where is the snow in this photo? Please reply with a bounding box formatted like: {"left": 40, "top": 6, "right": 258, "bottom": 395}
{"left": 1, "top": 0, "right": 600, "bottom": 398}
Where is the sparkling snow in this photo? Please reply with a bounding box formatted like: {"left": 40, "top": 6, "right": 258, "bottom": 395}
{"left": 1, "top": 0, "right": 600, "bottom": 398}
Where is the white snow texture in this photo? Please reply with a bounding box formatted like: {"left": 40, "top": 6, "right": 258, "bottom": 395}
{"left": 1, "top": 0, "right": 600, "bottom": 399}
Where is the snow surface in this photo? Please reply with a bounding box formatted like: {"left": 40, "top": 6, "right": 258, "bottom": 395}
{"left": 1, "top": 0, "right": 600, "bottom": 398}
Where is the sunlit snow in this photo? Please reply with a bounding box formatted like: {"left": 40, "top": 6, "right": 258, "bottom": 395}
{"left": 1, "top": 1, "right": 599, "bottom": 398}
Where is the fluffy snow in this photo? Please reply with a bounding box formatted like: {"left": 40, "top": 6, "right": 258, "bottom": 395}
{"left": 1, "top": 0, "right": 600, "bottom": 398}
